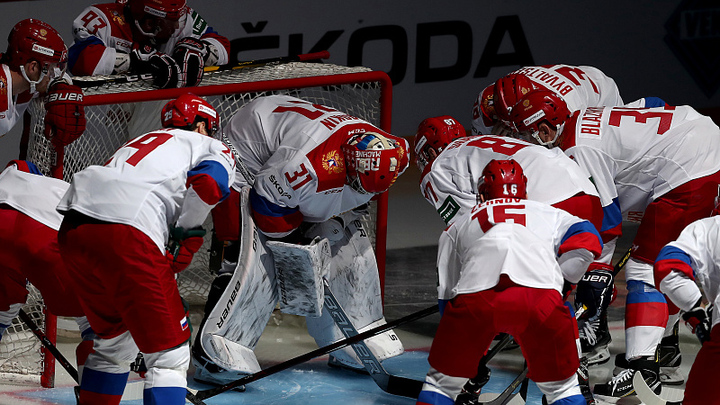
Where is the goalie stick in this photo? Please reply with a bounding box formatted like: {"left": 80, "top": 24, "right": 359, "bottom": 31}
{"left": 185, "top": 303, "right": 439, "bottom": 402}
{"left": 72, "top": 51, "right": 330, "bottom": 88}
{"left": 320, "top": 278, "right": 425, "bottom": 398}
{"left": 633, "top": 371, "right": 682, "bottom": 405}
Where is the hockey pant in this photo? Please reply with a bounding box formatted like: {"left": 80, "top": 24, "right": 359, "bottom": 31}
{"left": 0, "top": 206, "right": 83, "bottom": 317}
{"left": 78, "top": 331, "right": 190, "bottom": 405}
{"left": 621, "top": 173, "right": 720, "bottom": 360}
{"left": 683, "top": 324, "right": 720, "bottom": 405}
{"left": 196, "top": 187, "right": 402, "bottom": 379}
{"left": 417, "top": 282, "right": 583, "bottom": 405}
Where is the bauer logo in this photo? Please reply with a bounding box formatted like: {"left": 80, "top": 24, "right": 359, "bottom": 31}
{"left": 665, "top": 0, "right": 720, "bottom": 97}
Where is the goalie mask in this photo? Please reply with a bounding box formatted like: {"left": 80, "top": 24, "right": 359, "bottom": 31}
{"left": 510, "top": 89, "right": 570, "bottom": 147}
{"left": 5, "top": 19, "right": 68, "bottom": 93}
{"left": 342, "top": 132, "right": 402, "bottom": 194}
{"left": 478, "top": 159, "right": 528, "bottom": 202}
{"left": 413, "top": 116, "right": 465, "bottom": 172}
{"left": 127, "top": 0, "right": 187, "bottom": 44}
{"left": 493, "top": 73, "right": 536, "bottom": 124}
{"left": 161, "top": 93, "right": 219, "bottom": 136}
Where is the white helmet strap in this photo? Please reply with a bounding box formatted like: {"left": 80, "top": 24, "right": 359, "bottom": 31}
{"left": 19, "top": 64, "right": 47, "bottom": 95}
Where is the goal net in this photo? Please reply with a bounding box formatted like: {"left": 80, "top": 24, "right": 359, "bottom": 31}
{"left": 6, "top": 61, "right": 393, "bottom": 386}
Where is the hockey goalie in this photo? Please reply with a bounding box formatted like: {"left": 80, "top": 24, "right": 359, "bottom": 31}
{"left": 191, "top": 94, "right": 410, "bottom": 386}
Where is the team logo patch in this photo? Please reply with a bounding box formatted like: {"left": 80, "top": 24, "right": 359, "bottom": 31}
{"left": 321, "top": 150, "right": 344, "bottom": 174}
{"left": 180, "top": 316, "right": 189, "bottom": 331}
{"left": 438, "top": 196, "right": 460, "bottom": 224}
{"left": 665, "top": 0, "right": 720, "bottom": 97}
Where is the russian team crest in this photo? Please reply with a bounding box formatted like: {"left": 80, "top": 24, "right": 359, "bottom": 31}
{"left": 321, "top": 150, "right": 344, "bottom": 174}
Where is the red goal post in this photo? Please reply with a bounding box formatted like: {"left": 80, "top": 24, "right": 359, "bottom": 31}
{"left": 1, "top": 62, "right": 393, "bottom": 386}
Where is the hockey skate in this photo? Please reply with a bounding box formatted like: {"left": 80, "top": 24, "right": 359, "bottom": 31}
{"left": 578, "top": 311, "right": 611, "bottom": 366}
{"left": 612, "top": 322, "right": 683, "bottom": 386}
{"left": 593, "top": 356, "right": 660, "bottom": 400}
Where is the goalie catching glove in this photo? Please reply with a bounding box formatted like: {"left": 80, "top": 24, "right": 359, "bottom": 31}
{"left": 43, "top": 81, "right": 86, "bottom": 147}
{"left": 166, "top": 226, "right": 206, "bottom": 273}
{"left": 172, "top": 37, "right": 218, "bottom": 87}
{"left": 682, "top": 300, "right": 712, "bottom": 344}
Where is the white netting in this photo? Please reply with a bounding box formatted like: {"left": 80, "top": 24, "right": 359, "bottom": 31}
{"left": 0, "top": 284, "right": 46, "bottom": 384}
{"left": 24, "top": 61, "right": 386, "bottom": 306}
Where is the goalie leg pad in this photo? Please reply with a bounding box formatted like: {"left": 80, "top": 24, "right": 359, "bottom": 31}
{"left": 305, "top": 221, "right": 403, "bottom": 367}
{"left": 266, "top": 237, "right": 331, "bottom": 317}
{"left": 195, "top": 187, "right": 276, "bottom": 376}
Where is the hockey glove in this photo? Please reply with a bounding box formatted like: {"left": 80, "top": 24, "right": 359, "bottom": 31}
{"left": 682, "top": 299, "right": 711, "bottom": 344}
{"left": 166, "top": 226, "right": 206, "bottom": 273}
{"left": 172, "top": 37, "right": 207, "bottom": 87}
{"left": 574, "top": 263, "right": 614, "bottom": 320}
{"left": 130, "top": 47, "right": 181, "bottom": 89}
{"left": 43, "top": 81, "right": 86, "bottom": 147}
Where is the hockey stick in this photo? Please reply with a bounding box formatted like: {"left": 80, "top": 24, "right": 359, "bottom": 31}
{"left": 17, "top": 308, "right": 79, "bottom": 383}
{"left": 186, "top": 303, "right": 439, "bottom": 402}
{"left": 72, "top": 51, "right": 330, "bottom": 88}
{"left": 203, "top": 50, "right": 330, "bottom": 73}
{"left": 633, "top": 371, "right": 682, "bottom": 405}
{"left": 477, "top": 366, "right": 529, "bottom": 405}
{"left": 613, "top": 246, "right": 633, "bottom": 276}
{"left": 18, "top": 309, "right": 202, "bottom": 403}
{"left": 320, "top": 278, "right": 425, "bottom": 398}
{"left": 455, "top": 334, "right": 515, "bottom": 404}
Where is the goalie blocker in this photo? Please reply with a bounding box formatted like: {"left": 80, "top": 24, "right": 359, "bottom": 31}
{"left": 192, "top": 186, "right": 403, "bottom": 384}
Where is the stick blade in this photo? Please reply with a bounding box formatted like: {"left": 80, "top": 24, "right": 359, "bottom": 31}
{"left": 633, "top": 371, "right": 681, "bottom": 405}
{"left": 384, "top": 375, "right": 425, "bottom": 398}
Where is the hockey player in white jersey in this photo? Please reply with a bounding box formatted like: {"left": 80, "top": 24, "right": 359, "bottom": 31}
{"left": 416, "top": 159, "right": 602, "bottom": 405}
{"left": 416, "top": 116, "right": 603, "bottom": 402}
{"left": 471, "top": 64, "right": 665, "bottom": 136}
{"left": 0, "top": 19, "right": 86, "bottom": 143}
{"left": 415, "top": 115, "right": 602, "bottom": 228}
{"left": 654, "top": 209, "right": 720, "bottom": 405}
{"left": 509, "top": 89, "right": 720, "bottom": 398}
{"left": 192, "top": 94, "right": 409, "bottom": 387}
{"left": 0, "top": 161, "right": 94, "bottom": 374}
{"left": 56, "top": 93, "right": 235, "bottom": 405}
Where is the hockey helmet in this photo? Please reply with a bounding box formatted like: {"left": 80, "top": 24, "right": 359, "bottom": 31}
{"left": 478, "top": 159, "right": 528, "bottom": 201}
{"left": 510, "top": 89, "right": 570, "bottom": 147}
{"left": 5, "top": 19, "right": 68, "bottom": 88}
{"left": 161, "top": 93, "right": 219, "bottom": 136}
{"left": 493, "top": 73, "right": 536, "bottom": 124}
{"left": 127, "top": 0, "right": 187, "bottom": 42}
{"left": 413, "top": 115, "right": 466, "bottom": 172}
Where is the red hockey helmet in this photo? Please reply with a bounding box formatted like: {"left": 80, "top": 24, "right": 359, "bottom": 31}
{"left": 5, "top": 19, "right": 68, "bottom": 74}
{"left": 510, "top": 89, "right": 570, "bottom": 147}
{"left": 413, "top": 115, "right": 466, "bottom": 171}
{"left": 475, "top": 84, "right": 497, "bottom": 127}
{"left": 478, "top": 159, "right": 528, "bottom": 201}
{"left": 493, "top": 74, "right": 536, "bottom": 124}
{"left": 127, "top": 0, "right": 187, "bottom": 42}
{"left": 342, "top": 132, "right": 403, "bottom": 194}
{"left": 161, "top": 93, "right": 219, "bottom": 135}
